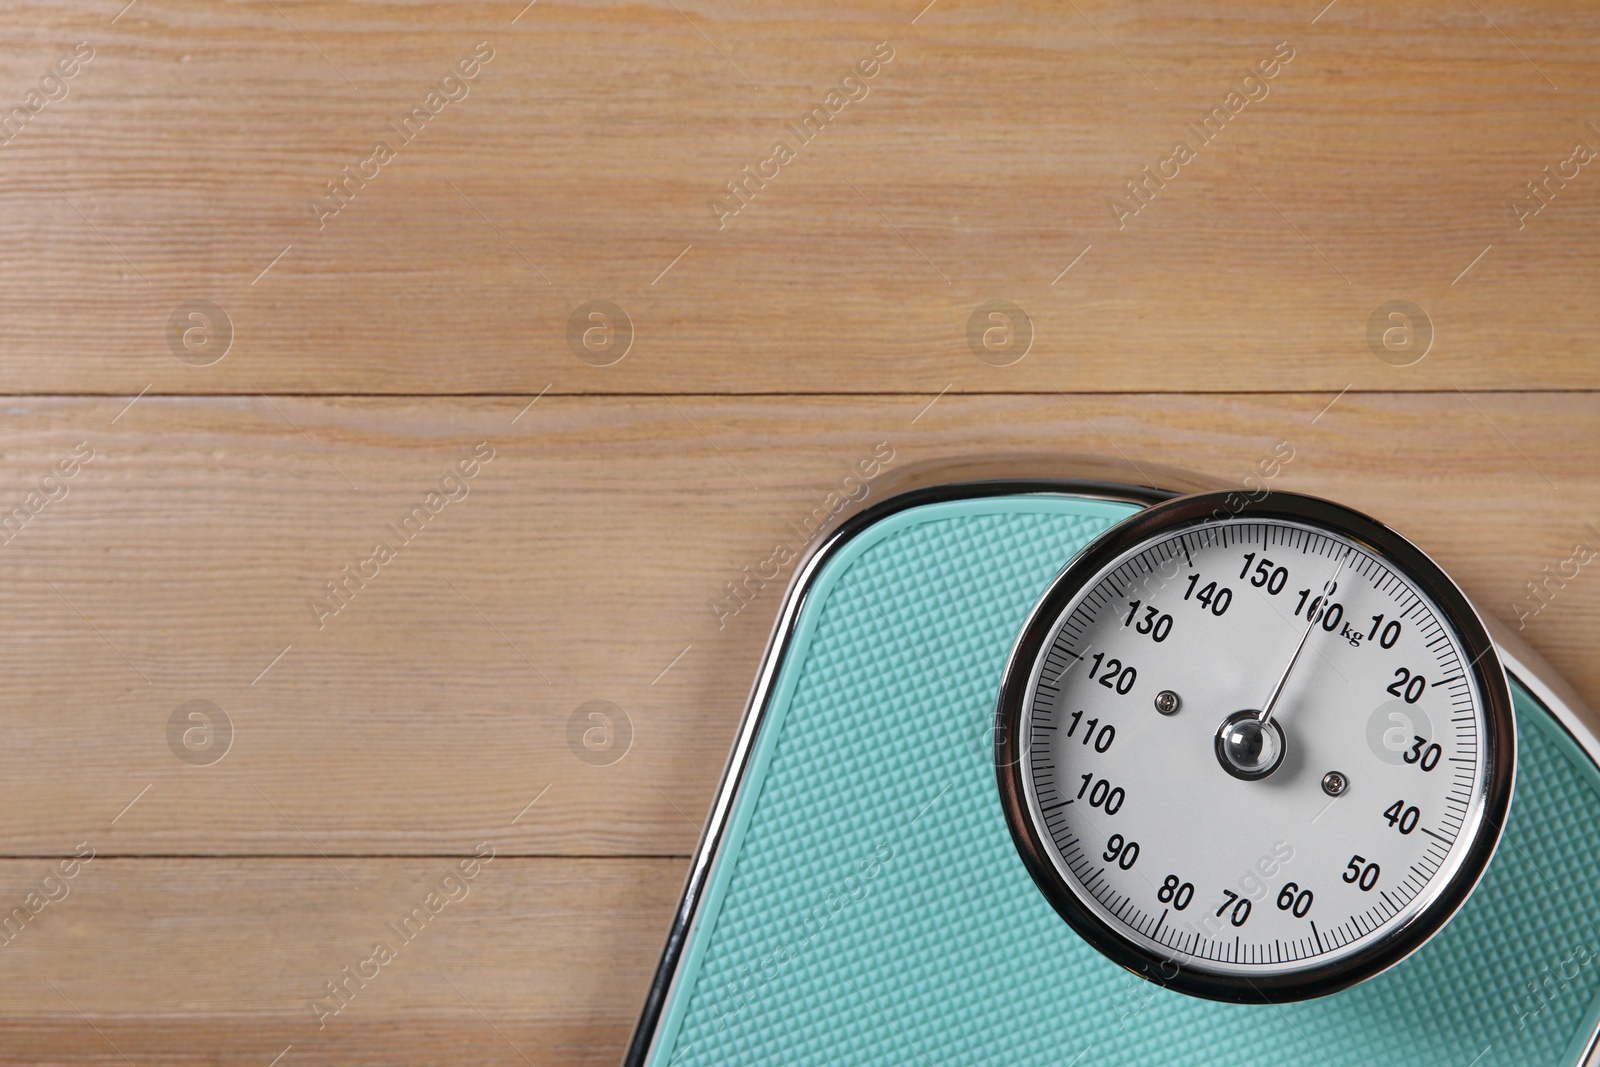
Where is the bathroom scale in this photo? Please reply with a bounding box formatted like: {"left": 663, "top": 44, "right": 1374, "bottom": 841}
{"left": 625, "top": 457, "right": 1600, "bottom": 1066}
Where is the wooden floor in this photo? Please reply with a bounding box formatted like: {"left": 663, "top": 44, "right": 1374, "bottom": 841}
{"left": 1, "top": 1, "right": 1597, "bottom": 1063}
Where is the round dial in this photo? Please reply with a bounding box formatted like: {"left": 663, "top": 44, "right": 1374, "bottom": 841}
{"left": 995, "top": 492, "right": 1514, "bottom": 1003}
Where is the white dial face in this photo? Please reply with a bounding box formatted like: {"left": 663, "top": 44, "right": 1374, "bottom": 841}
{"left": 1021, "top": 517, "right": 1492, "bottom": 978}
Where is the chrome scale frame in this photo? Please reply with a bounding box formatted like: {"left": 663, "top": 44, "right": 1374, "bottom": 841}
{"left": 623, "top": 456, "right": 1600, "bottom": 1067}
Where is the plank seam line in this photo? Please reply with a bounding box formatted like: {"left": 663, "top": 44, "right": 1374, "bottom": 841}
{"left": 0, "top": 853, "right": 695, "bottom": 861}
{"left": 0, "top": 389, "right": 1594, "bottom": 400}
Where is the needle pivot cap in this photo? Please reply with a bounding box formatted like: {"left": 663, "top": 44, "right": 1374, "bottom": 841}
{"left": 1216, "top": 709, "right": 1287, "bottom": 781}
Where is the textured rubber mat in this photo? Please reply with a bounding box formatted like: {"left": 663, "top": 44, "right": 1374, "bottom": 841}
{"left": 650, "top": 497, "right": 1600, "bottom": 1066}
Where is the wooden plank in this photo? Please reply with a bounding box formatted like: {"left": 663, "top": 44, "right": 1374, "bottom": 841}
{"left": 0, "top": 392, "right": 1592, "bottom": 856}
{"left": 0, "top": 856, "right": 677, "bottom": 1065}
{"left": 1, "top": 2, "right": 1597, "bottom": 393}
{"left": 6, "top": 2, "right": 1597, "bottom": 1058}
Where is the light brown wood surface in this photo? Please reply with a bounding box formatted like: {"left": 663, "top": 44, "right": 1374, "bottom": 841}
{"left": 1, "top": 1, "right": 1596, "bottom": 1063}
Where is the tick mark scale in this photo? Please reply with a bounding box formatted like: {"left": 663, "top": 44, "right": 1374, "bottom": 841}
{"left": 996, "top": 492, "right": 1514, "bottom": 1003}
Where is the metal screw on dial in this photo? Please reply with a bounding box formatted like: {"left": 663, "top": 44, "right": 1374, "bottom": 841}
{"left": 1154, "top": 690, "right": 1181, "bottom": 715}
{"left": 1322, "top": 771, "right": 1349, "bottom": 797}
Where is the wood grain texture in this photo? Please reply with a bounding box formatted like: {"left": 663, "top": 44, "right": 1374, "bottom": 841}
{"left": 0, "top": 392, "right": 1592, "bottom": 860}
{"left": 2, "top": 0, "right": 1598, "bottom": 1063}
{"left": 0, "top": 856, "right": 679, "bottom": 1064}
{"left": 0, "top": 1, "right": 1597, "bottom": 393}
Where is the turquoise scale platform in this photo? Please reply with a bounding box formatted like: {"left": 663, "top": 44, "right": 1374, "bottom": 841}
{"left": 648, "top": 496, "right": 1600, "bottom": 1066}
